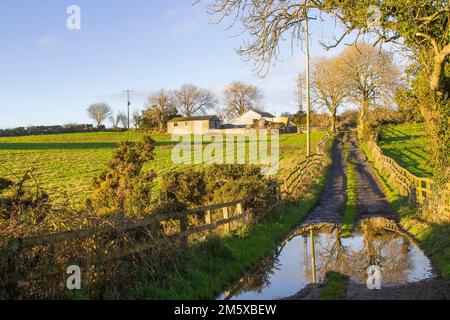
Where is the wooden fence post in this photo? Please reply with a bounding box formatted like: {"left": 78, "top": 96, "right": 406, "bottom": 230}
{"left": 205, "top": 210, "right": 212, "bottom": 225}
{"left": 236, "top": 203, "right": 244, "bottom": 226}
{"left": 223, "top": 207, "right": 230, "bottom": 233}
{"left": 444, "top": 184, "right": 450, "bottom": 217}
{"left": 180, "top": 215, "right": 188, "bottom": 253}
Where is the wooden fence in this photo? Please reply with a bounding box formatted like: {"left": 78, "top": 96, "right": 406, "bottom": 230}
{"left": 0, "top": 135, "right": 333, "bottom": 290}
{"left": 367, "top": 135, "right": 449, "bottom": 215}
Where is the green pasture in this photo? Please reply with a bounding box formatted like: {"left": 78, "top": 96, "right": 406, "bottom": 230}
{"left": 379, "top": 123, "right": 432, "bottom": 178}
{"left": 0, "top": 131, "right": 326, "bottom": 205}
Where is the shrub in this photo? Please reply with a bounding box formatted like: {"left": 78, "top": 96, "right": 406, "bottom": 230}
{"left": 0, "top": 170, "right": 50, "bottom": 221}
{"left": 160, "top": 167, "right": 206, "bottom": 210}
{"left": 160, "top": 164, "right": 273, "bottom": 210}
{"left": 89, "top": 136, "right": 156, "bottom": 216}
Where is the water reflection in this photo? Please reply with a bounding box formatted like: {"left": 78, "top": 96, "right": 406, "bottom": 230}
{"left": 220, "top": 218, "right": 433, "bottom": 300}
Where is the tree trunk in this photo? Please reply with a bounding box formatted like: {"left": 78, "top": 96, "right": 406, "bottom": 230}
{"left": 430, "top": 43, "right": 450, "bottom": 96}
{"left": 331, "top": 109, "right": 337, "bottom": 133}
{"left": 358, "top": 99, "right": 369, "bottom": 133}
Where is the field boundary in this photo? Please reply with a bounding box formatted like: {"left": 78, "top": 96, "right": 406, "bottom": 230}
{"left": 0, "top": 134, "right": 334, "bottom": 288}
{"left": 367, "top": 134, "right": 449, "bottom": 215}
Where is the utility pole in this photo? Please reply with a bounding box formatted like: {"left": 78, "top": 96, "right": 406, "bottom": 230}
{"left": 305, "top": 11, "right": 311, "bottom": 156}
{"left": 124, "top": 90, "right": 133, "bottom": 129}
{"left": 297, "top": 74, "right": 303, "bottom": 114}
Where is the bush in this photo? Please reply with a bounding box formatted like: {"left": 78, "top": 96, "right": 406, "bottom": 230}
{"left": 0, "top": 170, "right": 50, "bottom": 222}
{"left": 89, "top": 136, "right": 156, "bottom": 216}
{"left": 159, "top": 164, "right": 274, "bottom": 210}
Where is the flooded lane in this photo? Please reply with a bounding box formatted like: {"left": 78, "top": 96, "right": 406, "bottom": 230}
{"left": 219, "top": 218, "right": 433, "bottom": 300}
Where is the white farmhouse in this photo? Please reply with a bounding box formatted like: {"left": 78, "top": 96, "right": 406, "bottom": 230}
{"left": 230, "top": 110, "right": 276, "bottom": 128}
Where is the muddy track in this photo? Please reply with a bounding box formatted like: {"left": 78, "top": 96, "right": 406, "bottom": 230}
{"left": 287, "top": 131, "right": 450, "bottom": 300}
{"left": 347, "top": 133, "right": 395, "bottom": 221}
{"left": 298, "top": 134, "right": 347, "bottom": 226}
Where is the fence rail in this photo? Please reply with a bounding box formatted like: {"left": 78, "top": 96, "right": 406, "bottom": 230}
{"left": 0, "top": 134, "right": 334, "bottom": 289}
{"left": 367, "top": 135, "right": 449, "bottom": 216}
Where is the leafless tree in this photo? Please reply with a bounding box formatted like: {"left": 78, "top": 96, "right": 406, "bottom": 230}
{"left": 204, "top": 0, "right": 448, "bottom": 97}
{"left": 87, "top": 103, "right": 112, "bottom": 127}
{"left": 223, "top": 81, "right": 264, "bottom": 119}
{"left": 339, "top": 44, "right": 402, "bottom": 131}
{"left": 143, "top": 89, "right": 178, "bottom": 131}
{"left": 310, "top": 56, "right": 348, "bottom": 132}
{"left": 174, "top": 84, "right": 217, "bottom": 117}
{"left": 117, "top": 112, "right": 128, "bottom": 129}
{"left": 132, "top": 110, "right": 142, "bottom": 129}
{"left": 205, "top": 0, "right": 309, "bottom": 76}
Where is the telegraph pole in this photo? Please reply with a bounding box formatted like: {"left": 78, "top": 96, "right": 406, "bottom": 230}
{"left": 297, "top": 74, "right": 303, "bottom": 113}
{"left": 305, "top": 11, "right": 311, "bottom": 156}
{"left": 124, "top": 90, "right": 133, "bottom": 129}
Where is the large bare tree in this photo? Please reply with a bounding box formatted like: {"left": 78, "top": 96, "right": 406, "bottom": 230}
{"left": 87, "top": 103, "right": 112, "bottom": 127}
{"left": 206, "top": 0, "right": 448, "bottom": 97}
{"left": 310, "top": 56, "right": 348, "bottom": 132}
{"left": 174, "top": 84, "right": 217, "bottom": 117}
{"left": 205, "top": 0, "right": 448, "bottom": 173}
{"left": 143, "top": 89, "right": 177, "bottom": 131}
{"left": 223, "top": 81, "right": 264, "bottom": 119}
{"left": 340, "top": 44, "right": 402, "bottom": 132}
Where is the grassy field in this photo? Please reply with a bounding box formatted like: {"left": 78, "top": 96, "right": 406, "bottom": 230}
{"left": 0, "top": 131, "right": 326, "bottom": 206}
{"left": 361, "top": 141, "right": 450, "bottom": 282}
{"left": 379, "top": 123, "right": 433, "bottom": 177}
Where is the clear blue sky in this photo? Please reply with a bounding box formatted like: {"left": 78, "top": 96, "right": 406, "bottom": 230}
{"left": 0, "top": 0, "right": 349, "bottom": 129}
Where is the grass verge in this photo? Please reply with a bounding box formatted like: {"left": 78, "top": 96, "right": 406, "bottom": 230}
{"left": 342, "top": 138, "right": 357, "bottom": 238}
{"left": 318, "top": 271, "right": 349, "bottom": 300}
{"left": 360, "top": 142, "right": 450, "bottom": 283}
{"left": 129, "top": 175, "right": 329, "bottom": 299}
{"left": 121, "top": 142, "right": 336, "bottom": 299}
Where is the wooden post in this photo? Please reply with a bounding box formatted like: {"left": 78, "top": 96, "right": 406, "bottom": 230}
{"left": 236, "top": 202, "right": 244, "bottom": 227}
{"left": 223, "top": 207, "right": 230, "bottom": 233}
{"left": 180, "top": 215, "right": 188, "bottom": 253}
{"left": 205, "top": 210, "right": 212, "bottom": 225}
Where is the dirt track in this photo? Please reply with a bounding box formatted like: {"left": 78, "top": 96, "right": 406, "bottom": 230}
{"left": 288, "top": 132, "right": 450, "bottom": 300}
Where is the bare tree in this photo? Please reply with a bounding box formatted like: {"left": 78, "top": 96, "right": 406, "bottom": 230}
{"left": 310, "top": 56, "right": 348, "bottom": 133}
{"left": 132, "top": 110, "right": 142, "bottom": 129}
{"left": 87, "top": 103, "right": 112, "bottom": 127}
{"left": 205, "top": 1, "right": 448, "bottom": 97}
{"left": 174, "top": 84, "right": 217, "bottom": 117}
{"left": 340, "top": 44, "right": 402, "bottom": 132}
{"left": 117, "top": 112, "right": 128, "bottom": 129}
{"left": 143, "top": 89, "right": 178, "bottom": 131}
{"left": 223, "top": 81, "right": 264, "bottom": 119}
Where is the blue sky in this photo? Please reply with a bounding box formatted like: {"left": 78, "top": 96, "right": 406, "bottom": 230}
{"left": 0, "top": 0, "right": 350, "bottom": 129}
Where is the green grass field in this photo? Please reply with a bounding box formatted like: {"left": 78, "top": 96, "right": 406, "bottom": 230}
{"left": 0, "top": 131, "right": 326, "bottom": 206}
{"left": 379, "top": 123, "right": 432, "bottom": 178}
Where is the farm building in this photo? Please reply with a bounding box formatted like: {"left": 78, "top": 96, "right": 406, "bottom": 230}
{"left": 167, "top": 116, "right": 222, "bottom": 134}
{"left": 230, "top": 110, "right": 291, "bottom": 129}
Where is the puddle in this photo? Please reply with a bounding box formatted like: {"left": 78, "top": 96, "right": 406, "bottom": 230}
{"left": 219, "top": 218, "right": 433, "bottom": 300}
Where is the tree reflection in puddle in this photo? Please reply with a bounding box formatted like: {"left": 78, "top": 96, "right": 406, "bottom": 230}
{"left": 219, "top": 217, "right": 433, "bottom": 300}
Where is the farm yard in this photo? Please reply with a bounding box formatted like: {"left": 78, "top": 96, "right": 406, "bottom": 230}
{"left": 0, "top": 131, "right": 326, "bottom": 206}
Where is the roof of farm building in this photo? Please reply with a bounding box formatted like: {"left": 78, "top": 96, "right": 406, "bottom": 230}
{"left": 168, "top": 116, "right": 220, "bottom": 123}
{"left": 253, "top": 110, "right": 276, "bottom": 118}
